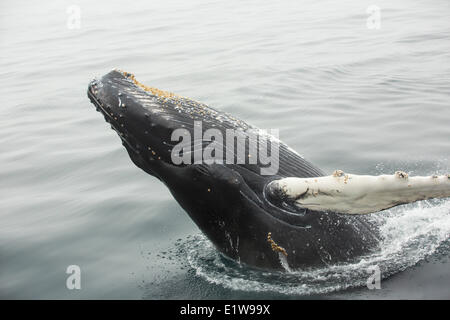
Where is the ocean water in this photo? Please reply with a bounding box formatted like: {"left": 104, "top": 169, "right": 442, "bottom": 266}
{"left": 0, "top": 0, "right": 449, "bottom": 299}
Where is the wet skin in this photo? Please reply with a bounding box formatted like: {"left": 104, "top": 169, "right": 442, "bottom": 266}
{"left": 87, "top": 70, "right": 379, "bottom": 270}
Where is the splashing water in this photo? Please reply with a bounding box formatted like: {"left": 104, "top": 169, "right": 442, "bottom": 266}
{"left": 174, "top": 199, "right": 450, "bottom": 296}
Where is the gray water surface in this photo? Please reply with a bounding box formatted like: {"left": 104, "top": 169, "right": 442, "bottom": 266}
{"left": 0, "top": 0, "right": 449, "bottom": 299}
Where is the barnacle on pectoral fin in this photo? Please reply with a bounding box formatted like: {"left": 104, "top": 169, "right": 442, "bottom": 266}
{"left": 395, "top": 171, "right": 409, "bottom": 179}
{"left": 267, "top": 232, "right": 288, "bottom": 256}
{"left": 333, "top": 170, "right": 345, "bottom": 177}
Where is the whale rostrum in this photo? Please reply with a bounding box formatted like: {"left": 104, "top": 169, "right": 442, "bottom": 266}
{"left": 266, "top": 170, "right": 450, "bottom": 215}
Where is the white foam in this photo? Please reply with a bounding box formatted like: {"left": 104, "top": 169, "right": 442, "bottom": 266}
{"left": 180, "top": 199, "right": 450, "bottom": 295}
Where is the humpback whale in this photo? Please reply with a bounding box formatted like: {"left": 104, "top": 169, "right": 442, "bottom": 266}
{"left": 87, "top": 70, "right": 450, "bottom": 270}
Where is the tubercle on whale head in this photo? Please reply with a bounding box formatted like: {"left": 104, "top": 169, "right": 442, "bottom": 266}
{"left": 109, "top": 69, "right": 223, "bottom": 122}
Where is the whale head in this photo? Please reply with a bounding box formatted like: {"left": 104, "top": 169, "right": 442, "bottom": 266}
{"left": 87, "top": 70, "right": 187, "bottom": 178}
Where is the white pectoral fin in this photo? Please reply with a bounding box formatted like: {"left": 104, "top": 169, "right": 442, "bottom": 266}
{"left": 267, "top": 170, "right": 450, "bottom": 215}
